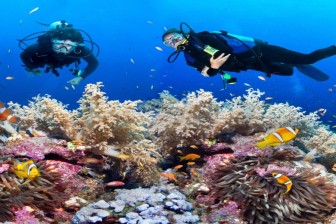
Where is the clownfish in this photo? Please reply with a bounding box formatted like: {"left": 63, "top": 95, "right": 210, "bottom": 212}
{"left": 272, "top": 172, "right": 292, "bottom": 195}
{"left": 0, "top": 102, "right": 20, "bottom": 124}
{"left": 256, "top": 127, "right": 299, "bottom": 149}
{"left": 13, "top": 160, "right": 41, "bottom": 180}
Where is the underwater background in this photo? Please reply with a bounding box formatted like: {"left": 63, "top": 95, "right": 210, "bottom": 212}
{"left": 0, "top": 0, "right": 335, "bottom": 128}
{"left": 1, "top": 1, "right": 336, "bottom": 223}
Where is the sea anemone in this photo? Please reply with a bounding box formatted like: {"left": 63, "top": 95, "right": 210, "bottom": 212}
{"left": 209, "top": 150, "right": 336, "bottom": 224}
{"left": 0, "top": 159, "right": 68, "bottom": 222}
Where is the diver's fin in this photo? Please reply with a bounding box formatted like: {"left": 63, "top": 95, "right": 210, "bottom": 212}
{"left": 295, "top": 64, "right": 329, "bottom": 81}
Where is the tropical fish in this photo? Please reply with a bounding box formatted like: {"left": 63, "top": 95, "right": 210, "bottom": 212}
{"left": 256, "top": 127, "right": 299, "bottom": 149}
{"left": 71, "top": 140, "right": 85, "bottom": 146}
{"left": 121, "top": 167, "right": 132, "bottom": 181}
{"left": 104, "top": 181, "right": 125, "bottom": 188}
{"left": 160, "top": 172, "right": 178, "bottom": 183}
{"left": 147, "top": 157, "right": 157, "bottom": 163}
{"left": 118, "top": 154, "right": 131, "bottom": 159}
{"left": 258, "top": 75, "right": 266, "bottom": 81}
{"left": 272, "top": 172, "right": 292, "bottom": 195}
{"left": 29, "top": 7, "right": 39, "bottom": 14}
{"left": 5, "top": 76, "right": 14, "bottom": 80}
{"left": 189, "top": 145, "right": 198, "bottom": 149}
{"left": 13, "top": 160, "right": 41, "bottom": 180}
{"left": 174, "top": 165, "right": 183, "bottom": 170}
{"left": 187, "top": 162, "right": 195, "bottom": 166}
{"left": 78, "top": 158, "right": 104, "bottom": 165}
{"left": 179, "top": 153, "right": 201, "bottom": 161}
{"left": 0, "top": 102, "right": 20, "bottom": 124}
{"left": 332, "top": 163, "right": 336, "bottom": 172}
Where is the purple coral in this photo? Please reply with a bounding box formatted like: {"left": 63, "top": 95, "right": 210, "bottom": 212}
{"left": 1, "top": 137, "right": 85, "bottom": 161}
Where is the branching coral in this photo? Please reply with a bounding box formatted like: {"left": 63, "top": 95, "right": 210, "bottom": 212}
{"left": 207, "top": 150, "right": 336, "bottom": 224}
{"left": 150, "top": 89, "right": 223, "bottom": 149}
{"left": 121, "top": 139, "right": 162, "bottom": 186}
{"left": 213, "top": 88, "right": 266, "bottom": 135}
{"left": 9, "top": 83, "right": 154, "bottom": 155}
{"left": 300, "top": 126, "right": 336, "bottom": 155}
{"left": 150, "top": 88, "right": 322, "bottom": 152}
{"left": 9, "top": 94, "right": 79, "bottom": 139}
{"left": 76, "top": 82, "right": 152, "bottom": 148}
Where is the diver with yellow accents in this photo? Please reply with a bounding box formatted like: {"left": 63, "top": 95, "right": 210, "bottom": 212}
{"left": 162, "top": 22, "right": 336, "bottom": 85}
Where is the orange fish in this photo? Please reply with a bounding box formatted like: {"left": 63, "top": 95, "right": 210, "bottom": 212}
{"left": 272, "top": 172, "right": 292, "bottom": 195}
{"left": 161, "top": 172, "right": 178, "bottom": 183}
{"left": 71, "top": 140, "right": 85, "bottom": 146}
{"left": 174, "top": 165, "right": 183, "bottom": 170}
{"left": 104, "top": 181, "right": 125, "bottom": 188}
{"left": 256, "top": 127, "right": 298, "bottom": 149}
{"left": 0, "top": 102, "right": 20, "bottom": 124}
{"left": 332, "top": 163, "right": 336, "bottom": 172}
{"left": 179, "top": 153, "right": 201, "bottom": 161}
{"left": 78, "top": 158, "right": 104, "bottom": 165}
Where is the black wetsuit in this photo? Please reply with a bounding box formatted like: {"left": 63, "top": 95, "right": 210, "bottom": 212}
{"left": 182, "top": 31, "right": 336, "bottom": 76}
{"left": 20, "top": 43, "right": 98, "bottom": 78}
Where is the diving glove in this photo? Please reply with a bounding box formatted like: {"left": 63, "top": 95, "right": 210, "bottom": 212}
{"left": 67, "top": 76, "right": 84, "bottom": 85}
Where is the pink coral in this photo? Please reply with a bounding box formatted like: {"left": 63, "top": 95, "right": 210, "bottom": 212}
{"left": 1, "top": 137, "right": 85, "bottom": 161}
{"left": 13, "top": 206, "right": 50, "bottom": 224}
{"left": 255, "top": 164, "right": 296, "bottom": 177}
{"left": 43, "top": 160, "right": 82, "bottom": 185}
{"left": 0, "top": 163, "right": 10, "bottom": 174}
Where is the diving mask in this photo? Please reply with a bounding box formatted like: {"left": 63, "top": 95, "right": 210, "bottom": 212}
{"left": 163, "top": 33, "right": 185, "bottom": 47}
{"left": 52, "top": 39, "right": 79, "bottom": 54}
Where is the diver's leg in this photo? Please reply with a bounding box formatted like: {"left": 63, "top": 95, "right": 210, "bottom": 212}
{"left": 267, "top": 63, "right": 294, "bottom": 76}
{"left": 249, "top": 59, "right": 294, "bottom": 76}
{"left": 259, "top": 44, "right": 336, "bottom": 64}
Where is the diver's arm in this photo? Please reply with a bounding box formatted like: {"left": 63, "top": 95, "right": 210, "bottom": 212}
{"left": 192, "top": 32, "right": 232, "bottom": 76}
{"left": 200, "top": 53, "right": 231, "bottom": 76}
{"left": 78, "top": 46, "right": 99, "bottom": 79}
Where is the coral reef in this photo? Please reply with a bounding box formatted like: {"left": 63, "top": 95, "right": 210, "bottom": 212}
{"left": 2, "top": 85, "right": 336, "bottom": 223}
{"left": 150, "top": 88, "right": 322, "bottom": 151}
{"left": 9, "top": 82, "right": 153, "bottom": 151}
{"left": 150, "top": 89, "right": 223, "bottom": 150}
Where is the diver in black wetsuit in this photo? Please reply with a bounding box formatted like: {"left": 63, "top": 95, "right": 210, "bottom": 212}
{"left": 162, "top": 23, "right": 336, "bottom": 83}
{"left": 20, "top": 21, "right": 99, "bottom": 85}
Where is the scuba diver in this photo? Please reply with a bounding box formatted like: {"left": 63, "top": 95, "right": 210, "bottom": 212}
{"left": 162, "top": 23, "right": 335, "bottom": 87}
{"left": 19, "top": 20, "right": 99, "bottom": 85}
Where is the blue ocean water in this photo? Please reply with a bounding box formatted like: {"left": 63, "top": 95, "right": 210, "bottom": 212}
{"left": 0, "top": 0, "right": 335, "bottom": 127}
